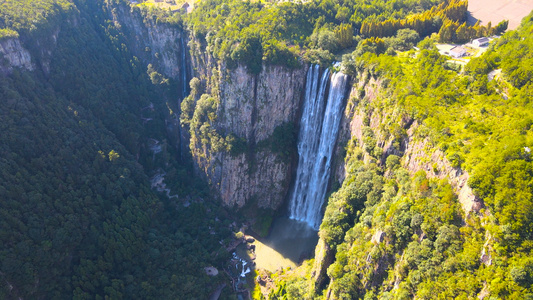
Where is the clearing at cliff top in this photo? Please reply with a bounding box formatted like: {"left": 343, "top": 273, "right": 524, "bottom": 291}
{"left": 134, "top": 0, "right": 194, "bottom": 11}
{"left": 467, "top": 0, "right": 533, "bottom": 30}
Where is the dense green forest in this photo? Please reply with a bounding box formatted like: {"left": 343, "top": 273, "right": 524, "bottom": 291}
{"left": 0, "top": 0, "right": 233, "bottom": 299}
{"left": 186, "top": 0, "right": 507, "bottom": 72}
{"left": 186, "top": 0, "right": 446, "bottom": 70}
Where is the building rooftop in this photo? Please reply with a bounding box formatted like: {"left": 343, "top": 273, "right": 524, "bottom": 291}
{"left": 473, "top": 37, "right": 490, "bottom": 43}
{"left": 450, "top": 46, "right": 466, "bottom": 54}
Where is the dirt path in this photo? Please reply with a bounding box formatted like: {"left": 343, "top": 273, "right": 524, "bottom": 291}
{"left": 150, "top": 170, "right": 179, "bottom": 200}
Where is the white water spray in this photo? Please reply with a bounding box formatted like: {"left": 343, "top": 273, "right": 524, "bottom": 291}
{"left": 288, "top": 65, "right": 348, "bottom": 229}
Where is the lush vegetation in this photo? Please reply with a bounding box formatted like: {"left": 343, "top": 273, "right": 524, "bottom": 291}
{"left": 257, "top": 122, "right": 298, "bottom": 162}
{"left": 0, "top": 0, "right": 72, "bottom": 32}
{"left": 270, "top": 11, "right": 533, "bottom": 300}
{"left": 2, "top": 0, "right": 533, "bottom": 298}
{"left": 186, "top": 0, "right": 444, "bottom": 70}
{"left": 0, "top": 27, "right": 18, "bottom": 40}
{"left": 0, "top": 0, "right": 236, "bottom": 299}
{"left": 360, "top": 0, "right": 507, "bottom": 43}
{"left": 344, "top": 28, "right": 533, "bottom": 248}
{"left": 186, "top": 0, "right": 510, "bottom": 73}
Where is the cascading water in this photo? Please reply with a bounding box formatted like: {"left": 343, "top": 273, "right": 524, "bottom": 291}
{"left": 177, "top": 36, "right": 189, "bottom": 161}
{"left": 288, "top": 65, "right": 348, "bottom": 229}
{"left": 179, "top": 36, "right": 188, "bottom": 98}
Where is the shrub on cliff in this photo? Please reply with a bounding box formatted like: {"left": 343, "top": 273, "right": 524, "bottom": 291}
{"left": 258, "top": 122, "right": 298, "bottom": 162}
{"left": 230, "top": 33, "right": 263, "bottom": 74}
{"left": 263, "top": 39, "right": 300, "bottom": 69}
{"left": 0, "top": 28, "right": 19, "bottom": 40}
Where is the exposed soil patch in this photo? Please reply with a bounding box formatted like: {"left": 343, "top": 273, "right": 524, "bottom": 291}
{"left": 467, "top": 0, "right": 533, "bottom": 30}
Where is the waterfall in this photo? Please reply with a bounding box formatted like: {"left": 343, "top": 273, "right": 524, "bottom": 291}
{"left": 177, "top": 35, "right": 189, "bottom": 161}
{"left": 180, "top": 36, "right": 188, "bottom": 98}
{"left": 288, "top": 65, "right": 348, "bottom": 229}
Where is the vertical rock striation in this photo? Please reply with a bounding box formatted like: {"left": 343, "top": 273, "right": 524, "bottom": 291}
{"left": 190, "top": 63, "right": 307, "bottom": 209}
{"left": 105, "top": 2, "right": 191, "bottom": 159}
{"left": 106, "top": 3, "right": 189, "bottom": 92}
{"left": 0, "top": 38, "right": 34, "bottom": 75}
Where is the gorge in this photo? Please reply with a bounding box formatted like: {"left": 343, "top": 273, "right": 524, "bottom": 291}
{"left": 2, "top": 0, "right": 533, "bottom": 299}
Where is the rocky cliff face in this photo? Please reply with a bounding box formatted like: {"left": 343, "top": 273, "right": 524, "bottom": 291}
{"left": 0, "top": 10, "right": 78, "bottom": 77}
{"left": 102, "top": 3, "right": 309, "bottom": 211}
{"left": 105, "top": 3, "right": 191, "bottom": 159}
{"left": 402, "top": 123, "right": 483, "bottom": 215}
{"left": 191, "top": 63, "right": 307, "bottom": 209}
{"left": 96, "top": 2, "right": 482, "bottom": 216}
{"left": 0, "top": 37, "right": 34, "bottom": 75}
{"left": 0, "top": 29, "right": 62, "bottom": 76}
{"left": 311, "top": 238, "right": 335, "bottom": 293}
{"left": 107, "top": 4, "right": 189, "bottom": 84}
{"left": 332, "top": 71, "right": 482, "bottom": 216}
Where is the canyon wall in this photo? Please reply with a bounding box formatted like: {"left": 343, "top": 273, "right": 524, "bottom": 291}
{"left": 332, "top": 70, "right": 482, "bottom": 216}
{"left": 107, "top": 3, "right": 189, "bottom": 86}
{"left": 189, "top": 61, "right": 307, "bottom": 209}
{"left": 0, "top": 26, "right": 62, "bottom": 76}
{"left": 105, "top": 2, "right": 192, "bottom": 160}
{"left": 104, "top": 2, "right": 308, "bottom": 211}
